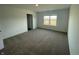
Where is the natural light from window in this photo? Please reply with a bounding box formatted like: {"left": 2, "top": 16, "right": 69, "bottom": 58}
{"left": 44, "top": 15, "right": 57, "bottom": 26}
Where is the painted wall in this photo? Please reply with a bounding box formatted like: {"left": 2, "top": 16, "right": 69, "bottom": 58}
{"left": 37, "top": 8, "right": 69, "bottom": 32}
{"left": 1, "top": 6, "right": 28, "bottom": 39}
{"left": 0, "top": 14, "right": 4, "bottom": 50}
{"left": 68, "top": 5, "right": 79, "bottom": 55}
{"left": 0, "top": 6, "right": 37, "bottom": 49}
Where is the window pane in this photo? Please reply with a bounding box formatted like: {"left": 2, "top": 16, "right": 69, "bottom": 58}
{"left": 50, "top": 16, "right": 57, "bottom": 26}
{"left": 44, "top": 16, "right": 49, "bottom": 25}
{"left": 50, "top": 16, "right": 57, "bottom": 20}
{"left": 44, "top": 20, "right": 49, "bottom": 25}
{"left": 44, "top": 16, "right": 49, "bottom": 19}
{"left": 50, "top": 20, "right": 56, "bottom": 26}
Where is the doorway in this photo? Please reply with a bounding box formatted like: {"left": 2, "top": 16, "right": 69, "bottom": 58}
{"left": 27, "top": 14, "right": 33, "bottom": 31}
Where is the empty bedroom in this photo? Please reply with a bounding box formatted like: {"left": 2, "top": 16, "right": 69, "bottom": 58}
{"left": 0, "top": 4, "right": 79, "bottom": 55}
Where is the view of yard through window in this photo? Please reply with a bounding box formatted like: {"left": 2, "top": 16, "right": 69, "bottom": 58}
{"left": 44, "top": 16, "right": 57, "bottom": 26}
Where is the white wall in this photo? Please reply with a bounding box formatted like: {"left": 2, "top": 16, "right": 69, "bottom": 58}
{"left": 1, "top": 6, "right": 28, "bottom": 39}
{"left": 0, "top": 6, "right": 37, "bottom": 49}
{"left": 68, "top": 5, "right": 79, "bottom": 55}
{"left": 0, "top": 19, "right": 4, "bottom": 50}
{"left": 37, "top": 8, "right": 69, "bottom": 32}
{"left": 0, "top": 8, "right": 4, "bottom": 50}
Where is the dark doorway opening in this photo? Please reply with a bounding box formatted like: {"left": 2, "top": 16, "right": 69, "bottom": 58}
{"left": 27, "top": 14, "right": 33, "bottom": 31}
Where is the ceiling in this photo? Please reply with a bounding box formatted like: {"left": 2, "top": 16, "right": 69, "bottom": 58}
{"left": 1, "top": 4, "right": 70, "bottom": 12}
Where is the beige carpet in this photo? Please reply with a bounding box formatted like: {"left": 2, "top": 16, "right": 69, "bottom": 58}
{"left": 0, "top": 29, "right": 70, "bottom": 55}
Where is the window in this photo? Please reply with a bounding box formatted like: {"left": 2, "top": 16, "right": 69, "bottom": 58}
{"left": 44, "top": 16, "right": 57, "bottom": 26}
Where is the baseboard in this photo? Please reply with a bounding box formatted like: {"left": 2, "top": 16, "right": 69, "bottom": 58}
{"left": 37, "top": 27, "right": 67, "bottom": 34}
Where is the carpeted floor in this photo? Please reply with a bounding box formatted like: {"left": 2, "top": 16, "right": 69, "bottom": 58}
{"left": 0, "top": 29, "right": 70, "bottom": 55}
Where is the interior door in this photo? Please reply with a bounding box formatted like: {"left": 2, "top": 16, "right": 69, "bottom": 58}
{"left": 27, "top": 14, "right": 33, "bottom": 30}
